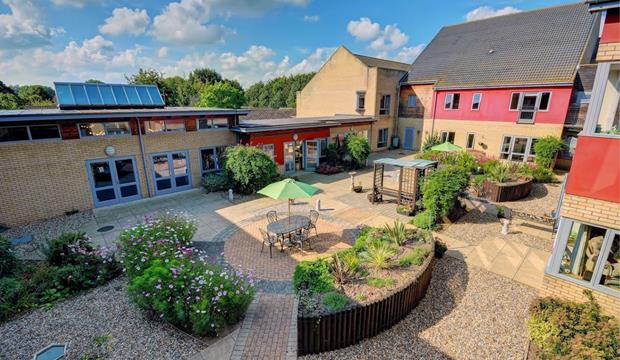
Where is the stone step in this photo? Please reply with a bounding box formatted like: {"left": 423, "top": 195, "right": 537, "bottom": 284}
{"left": 513, "top": 220, "right": 554, "bottom": 240}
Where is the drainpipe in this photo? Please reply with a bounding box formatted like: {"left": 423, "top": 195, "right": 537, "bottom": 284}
{"left": 136, "top": 117, "right": 152, "bottom": 197}
{"left": 430, "top": 90, "right": 438, "bottom": 137}
{"left": 395, "top": 82, "right": 402, "bottom": 145}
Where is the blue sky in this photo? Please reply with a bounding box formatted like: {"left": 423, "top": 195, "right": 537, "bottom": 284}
{"left": 0, "top": 0, "right": 576, "bottom": 87}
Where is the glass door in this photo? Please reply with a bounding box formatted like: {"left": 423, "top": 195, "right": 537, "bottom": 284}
{"left": 151, "top": 151, "right": 191, "bottom": 194}
{"left": 283, "top": 142, "right": 295, "bottom": 173}
{"left": 304, "top": 139, "right": 319, "bottom": 171}
{"left": 86, "top": 157, "right": 141, "bottom": 207}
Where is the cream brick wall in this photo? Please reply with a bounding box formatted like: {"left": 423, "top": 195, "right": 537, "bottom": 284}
{"left": 397, "top": 118, "right": 424, "bottom": 150}
{"left": 0, "top": 129, "right": 236, "bottom": 226}
{"left": 596, "top": 42, "right": 620, "bottom": 62}
{"left": 421, "top": 118, "right": 564, "bottom": 158}
{"left": 560, "top": 194, "right": 620, "bottom": 230}
{"left": 540, "top": 274, "right": 620, "bottom": 317}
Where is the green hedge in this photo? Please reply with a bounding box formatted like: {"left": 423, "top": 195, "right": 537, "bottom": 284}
{"left": 224, "top": 145, "right": 279, "bottom": 194}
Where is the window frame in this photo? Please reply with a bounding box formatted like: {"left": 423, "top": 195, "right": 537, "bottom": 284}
{"left": 444, "top": 93, "right": 460, "bottom": 110}
{"left": 379, "top": 95, "right": 391, "bottom": 116}
{"left": 471, "top": 93, "right": 482, "bottom": 111}
{"left": 407, "top": 94, "right": 417, "bottom": 108}
{"left": 466, "top": 133, "right": 475, "bottom": 149}
{"left": 356, "top": 91, "right": 366, "bottom": 111}
{"left": 377, "top": 128, "right": 388, "bottom": 148}
{"left": 0, "top": 124, "right": 61, "bottom": 143}
{"left": 199, "top": 146, "right": 227, "bottom": 175}
{"left": 508, "top": 91, "right": 553, "bottom": 123}
{"left": 197, "top": 117, "right": 230, "bottom": 131}
{"left": 144, "top": 119, "right": 186, "bottom": 134}
{"left": 440, "top": 131, "right": 455, "bottom": 143}
{"left": 499, "top": 135, "right": 537, "bottom": 162}
{"left": 78, "top": 122, "right": 132, "bottom": 138}
{"left": 548, "top": 218, "right": 619, "bottom": 298}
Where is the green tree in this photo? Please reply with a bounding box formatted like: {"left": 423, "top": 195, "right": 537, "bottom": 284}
{"left": 533, "top": 136, "right": 564, "bottom": 169}
{"left": 346, "top": 134, "right": 371, "bottom": 169}
{"left": 161, "top": 76, "right": 195, "bottom": 106}
{"left": 0, "top": 93, "right": 21, "bottom": 109}
{"left": 0, "top": 80, "right": 15, "bottom": 95}
{"left": 85, "top": 79, "right": 104, "bottom": 84}
{"left": 245, "top": 81, "right": 264, "bottom": 107}
{"left": 224, "top": 145, "right": 278, "bottom": 194}
{"left": 188, "top": 68, "right": 222, "bottom": 87}
{"left": 244, "top": 73, "right": 314, "bottom": 108}
{"left": 197, "top": 82, "right": 245, "bottom": 109}
{"left": 126, "top": 68, "right": 165, "bottom": 87}
{"left": 17, "top": 85, "right": 55, "bottom": 106}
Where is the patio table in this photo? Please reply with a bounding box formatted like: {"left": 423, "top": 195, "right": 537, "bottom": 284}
{"left": 267, "top": 215, "right": 311, "bottom": 251}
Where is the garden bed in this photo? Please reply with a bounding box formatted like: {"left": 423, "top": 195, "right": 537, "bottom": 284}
{"left": 482, "top": 178, "right": 533, "bottom": 202}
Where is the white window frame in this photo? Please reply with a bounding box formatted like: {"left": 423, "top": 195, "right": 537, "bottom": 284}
{"left": 440, "top": 131, "right": 455, "bottom": 143}
{"left": 197, "top": 118, "right": 229, "bottom": 130}
{"left": 377, "top": 128, "right": 388, "bottom": 148}
{"left": 379, "top": 95, "right": 391, "bottom": 116}
{"left": 356, "top": 91, "right": 366, "bottom": 111}
{"left": 144, "top": 119, "right": 186, "bottom": 134}
{"left": 444, "top": 93, "right": 460, "bottom": 110}
{"left": 78, "top": 122, "right": 131, "bottom": 138}
{"left": 0, "top": 124, "right": 61, "bottom": 143}
{"left": 499, "top": 135, "right": 537, "bottom": 162}
{"left": 508, "top": 91, "right": 553, "bottom": 123}
{"left": 407, "top": 94, "right": 417, "bottom": 108}
{"left": 466, "top": 133, "right": 475, "bottom": 149}
{"left": 547, "top": 218, "right": 619, "bottom": 298}
{"left": 471, "top": 93, "right": 482, "bottom": 111}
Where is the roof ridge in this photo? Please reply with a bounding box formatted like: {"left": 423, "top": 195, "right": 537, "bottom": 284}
{"left": 443, "top": 1, "right": 584, "bottom": 28}
{"left": 352, "top": 53, "right": 410, "bottom": 67}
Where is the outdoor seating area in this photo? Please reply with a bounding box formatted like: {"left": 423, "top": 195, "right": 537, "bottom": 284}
{"left": 369, "top": 158, "right": 438, "bottom": 206}
{"left": 262, "top": 210, "right": 320, "bottom": 257}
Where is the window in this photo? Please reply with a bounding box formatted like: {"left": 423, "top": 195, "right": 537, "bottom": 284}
{"left": 440, "top": 131, "right": 455, "bottom": 143}
{"left": 261, "top": 144, "right": 275, "bottom": 160}
{"left": 444, "top": 93, "right": 460, "bottom": 110}
{"left": 79, "top": 122, "right": 131, "bottom": 137}
{"left": 377, "top": 128, "right": 388, "bottom": 148}
{"left": 144, "top": 119, "right": 185, "bottom": 133}
{"left": 466, "top": 133, "right": 475, "bottom": 149}
{"left": 379, "top": 95, "right": 391, "bottom": 115}
{"left": 0, "top": 125, "right": 60, "bottom": 143}
{"left": 499, "top": 136, "right": 538, "bottom": 162}
{"left": 407, "top": 94, "right": 417, "bottom": 108}
{"left": 471, "top": 93, "right": 481, "bottom": 110}
{"left": 197, "top": 118, "right": 229, "bottom": 130}
{"left": 509, "top": 91, "right": 553, "bottom": 123}
{"left": 319, "top": 138, "right": 328, "bottom": 158}
{"left": 356, "top": 91, "right": 366, "bottom": 110}
{"left": 200, "top": 146, "right": 227, "bottom": 174}
{"left": 552, "top": 219, "right": 619, "bottom": 294}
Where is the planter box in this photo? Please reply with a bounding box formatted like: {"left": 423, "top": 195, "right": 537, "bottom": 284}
{"left": 297, "top": 251, "right": 435, "bottom": 355}
{"left": 482, "top": 179, "right": 533, "bottom": 202}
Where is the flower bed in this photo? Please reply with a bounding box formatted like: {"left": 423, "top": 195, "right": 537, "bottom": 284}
{"left": 482, "top": 178, "right": 533, "bottom": 202}
{"left": 119, "top": 211, "right": 255, "bottom": 336}
{"left": 293, "top": 222, "right": 436, "bottom": 354}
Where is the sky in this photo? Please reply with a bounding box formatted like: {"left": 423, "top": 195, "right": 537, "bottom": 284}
{"left": 0, "top": 0, "right": 577, "bottom": 88}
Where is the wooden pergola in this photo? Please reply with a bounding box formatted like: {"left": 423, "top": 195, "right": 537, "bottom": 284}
{"left": 370, "top": 158, "right": 438, "bottom": 206}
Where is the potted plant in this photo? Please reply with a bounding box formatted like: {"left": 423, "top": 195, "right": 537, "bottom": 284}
{"left": 353, "top": 181, "right": 363, "bottom": 193}
{"left": 396, "top": 204, "right": 415, "bottom": 216}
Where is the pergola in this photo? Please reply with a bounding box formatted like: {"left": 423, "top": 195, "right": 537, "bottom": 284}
{"left": 370, "top": 158, "right": 438, "bottom": 206}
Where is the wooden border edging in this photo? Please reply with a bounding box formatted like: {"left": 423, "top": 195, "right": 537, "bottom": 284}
{"left": 482, "top": 179, "right": 533, "bottom": 202}
{"left": 297, "top": 253, "right": 435, "bottom": 355}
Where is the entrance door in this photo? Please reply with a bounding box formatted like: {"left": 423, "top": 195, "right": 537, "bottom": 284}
{"left": 304, "top": 139, "right": 319, "bottom": 171}
{"left": 403, "top": 127, "right": 415, "bottom": 150}
{"left": 86, "top": 157, "right": 141, "bottom": 207}
{"left": 151, "top": 151, "right": 191, "bottom": 194}
{"left": 283, "top": 142, "right": 295, "bottom": 173}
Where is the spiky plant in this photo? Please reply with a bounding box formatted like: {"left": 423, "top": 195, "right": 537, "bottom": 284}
{"left": 383, "top": 221, "right": 407, "bottom": 247}
{"left": 359, "top": 240, "right": 396, "bottom": 270}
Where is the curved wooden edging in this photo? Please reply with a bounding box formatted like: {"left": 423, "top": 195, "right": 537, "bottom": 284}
{"left": 482, "top": 179, "right": 533, "bottom": 202}
{"left": 297, "top": 249, "right": 435, "bottom": 355}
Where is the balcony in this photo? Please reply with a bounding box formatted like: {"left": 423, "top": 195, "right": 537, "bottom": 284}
{"left": 565, "top": 135, "right": 620, "bottom": 203}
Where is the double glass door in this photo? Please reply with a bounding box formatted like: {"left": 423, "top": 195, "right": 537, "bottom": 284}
{"left": 87, "top": 157, "right": 141, "bottom": 207}
{"left": 151, "top": 151, "right": 191, "bottom": 194}
{"left": 304, "top": 140, "right": 319, "bottom": 171}
{"left": 284, "top": 142, "right": 295, "bottom": 173}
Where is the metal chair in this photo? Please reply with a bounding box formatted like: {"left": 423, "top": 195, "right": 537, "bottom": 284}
{"left": 291, "top": 226, "right": 311, "bottom": 254}
{"left": 267, "top": 210, "right": 278, "bottom": 224}
{"left": 259, "top": 228, "right": 278, "bottom": 258}
{"left": 308, "top": 210, "right": 319, "bottom": 237}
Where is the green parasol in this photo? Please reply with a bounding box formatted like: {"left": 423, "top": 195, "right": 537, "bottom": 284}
{"left": 257, "top": 178, "right": 319, "bottom": 221}
{"left": 430, "top": 141, "right": 463, "bottom": 152}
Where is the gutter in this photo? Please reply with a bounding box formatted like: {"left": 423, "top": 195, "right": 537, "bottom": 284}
{"left": 433, "top": 82, "right": 574, "bottom": 91}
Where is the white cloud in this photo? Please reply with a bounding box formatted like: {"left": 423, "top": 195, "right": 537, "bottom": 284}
{"left": 303, "top": 15, "right": 320, "bottom": 22}
{"left": 369, "top": 24, "right": 408, "bottom": 52}
{"left": 99, "top": 7, "right": 150, "bottom": 36}
{"left": 51, "top": 0, "right": 99, "bottom": 7}
{"left": 286, "top": 47, "right": 334, "bottom": 75}
{"left": 158, "top": 47, "right": 169, "bottom": 58}
{"left": 0, "top": 0, "right": 63, "bottom": 49}
{"left": 151, "top": 0, "right": 308, "bottom": 45}
{"left": 347, "top": 17, "right": 380, "bottom": 41}
{"left": 465, "top": 6, "right": 521, "bottom": 22}
{"left": 394, "top": 44, "right": 425, "bottom": 63}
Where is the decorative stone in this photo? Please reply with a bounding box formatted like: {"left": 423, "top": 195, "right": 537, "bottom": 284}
{"left": 228, "top": 189, "right": 234, "bottom": 201}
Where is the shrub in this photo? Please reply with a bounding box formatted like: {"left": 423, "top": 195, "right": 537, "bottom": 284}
{"left": 0, "top": 236, "right": 17, "bottom": 277}
{"left": 422, "top": 132, "right": 442, "bottom": 151}
{"left": 224, "top": 145, "right": 278, "bottom": 194}
{"left": 359, "top": 239, "right": 396, "bottom": 269}
{"left": 471, "top": 174, "right": 487, "bottom": 197}
{"left": 528, "top": 293, "right": 620, "bottom": 359}
{"left": 0, "top": 277, "right": 32, "bottom": 321}
{"left": 439, "top": 151, "right": 479, "bottom": 174}
{"left": 202, "top": 172, "right": 230, "bottom": 193}
{"left": 44, "top": 232, "right": 91, "bottom": 266}
{"left": 488, "top": 162, "right": 510, "bottom": 183}
{"left": 531, "top": 166, "right": 556, "bottom": 183}
{"left": 345, "top": 134, "right": 370, "bottom": 169}
{"left": 398, "top": 247, "right": 430, "bottom": 267}
{"left": 293, "top": 258, "right": 334, "bottom": 294}
{"left": 322, "top": 292, "right": 348, "bottom": 312}
{"left": 383, "top": 221, "right": 407, "bottom": 246}
{"left": 421, "top": 166, "right": 469, "bottom": 220}
{"left": 411, "top": 210, "right": 435, "bottom": 230}
{"left": 434, "top": 240, "right": 447, "bottom": 258}
{"left": 366, "top": 277, "right": 396, "bottom": 288}
{"left": 330, "top": 249, "right": 361, "bottom": 286}
{"left": 533, "top": 136, "right": 564, "bottom": 168}
{"left": 416, "top": 150, "right": 442, "bottom": 161}
{"left": 325, "top": 143, "right": 344, "bottom": 166}
{"left": 481, "top": 159, "right": 502, "bottom": 175}
{"left": 353, "top": 226, "right": 384, "bottom": 253}
{"left": 316, "top": 164, "right": 343, "bottom": 175}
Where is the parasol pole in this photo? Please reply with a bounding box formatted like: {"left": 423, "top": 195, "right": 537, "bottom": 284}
{"left": 288, "top": 198, "right": 291, "bottom": 224}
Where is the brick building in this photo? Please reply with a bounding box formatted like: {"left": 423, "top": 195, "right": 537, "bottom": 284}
{"left": 539, "top": 0, "right": 620, "bottom": 316}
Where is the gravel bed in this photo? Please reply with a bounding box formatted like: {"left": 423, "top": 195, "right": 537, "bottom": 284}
{"left": 488, "top": 181, "right": 562, "bottom": 218}
{"left": 0, "top": 277, "right": 206, "bottom": 360}
{"left": 2, "top": 211, "right": 94, "bottom": 240}
{"left": 302, "top": 256, "right": 537, "bottom": 359}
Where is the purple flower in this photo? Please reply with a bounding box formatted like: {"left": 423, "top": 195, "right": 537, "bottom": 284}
{"left": 155, "top": 284, "right": 162, "bottom": 290}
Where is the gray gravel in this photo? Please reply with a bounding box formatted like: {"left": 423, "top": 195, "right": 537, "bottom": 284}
{"left": 0, "top": 277, "right": 206, "bottom": 360}
{"left": 302, "top": 256, "right": 537, "bottom": 360}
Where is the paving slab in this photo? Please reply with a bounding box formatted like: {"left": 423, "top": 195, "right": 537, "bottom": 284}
{"left": 513, "top": 248, "right": 551, "bottom": 289}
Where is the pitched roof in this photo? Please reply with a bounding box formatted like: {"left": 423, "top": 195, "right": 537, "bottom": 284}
{"left": 406, "top": 3, "right": 597, "bottom": 89}
{"left": 353, "top": 54, "right": 410, "bottom": 72}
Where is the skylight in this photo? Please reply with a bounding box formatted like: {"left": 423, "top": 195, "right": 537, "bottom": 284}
{"left": 53, "top": 82, "right": 165, "bottom": 109}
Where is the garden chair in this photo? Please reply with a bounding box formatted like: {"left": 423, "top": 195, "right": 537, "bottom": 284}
{"left": 267, "top": 210, "right": 278, "bottom": 224}
{"left": 308, "top": 210, "right": 319, "bottom": 237}
{"left": 291, "top": 226, "right": 312, "bottom": 254}
{"left": 259, "top": 228, "right": 278, "bottom": 259}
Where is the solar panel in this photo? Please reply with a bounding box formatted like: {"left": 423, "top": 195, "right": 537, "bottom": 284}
{"left": 53, "top": 82, "right": 166, "bottom": 109}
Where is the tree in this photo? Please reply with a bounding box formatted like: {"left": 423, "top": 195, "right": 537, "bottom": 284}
{"left": 245, "top": 81, "right": 264, "bottom": 107}
{"left": 85, "top": 79, "right": 104, "bottom": 84}
{"left": 17, "top": 85, "right": 55, "bottom": 106}
{"left": 345, "top": 134, "right": 371, "bottom": 169}
{"left": 161, "top": 76, "right": 195, "bottom": 106}
{"left": 224, "top": 145, "right": 278, "bottom": 194}
{"left": 244, "top": 73, "right": 314, "bottom": 108}
{"left": 533, "top": 136, "right": 564, "bottom": 168}
{"left": 0, "top": 80, "right": 15, "bottom": 95}
{"left": 197, "top": 82, "right": 245, "bottom": 109}
{"left": 0, "top": 93, "right": 21, "bottom": 109}
{"left": 188, "top": 68, "right": 222, "bottom": 87}
{"left": 126, "top": 68, "right": 165, "bottom": 87}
